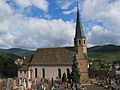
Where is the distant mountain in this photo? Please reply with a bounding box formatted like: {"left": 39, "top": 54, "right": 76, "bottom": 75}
{"left": 0, "top": 48, "right": 35, "bottom": 58}
{"left": 7, "top": 48, "right": 35, "bottom": 57}
{"left": 88, "top": 44, "right": 120, "bottom": 52}
{"left": 0, "top": 51, "right": 21, "bottom": 60}
{"left": 88, "top": 44, "right": 120, "bottom": 61}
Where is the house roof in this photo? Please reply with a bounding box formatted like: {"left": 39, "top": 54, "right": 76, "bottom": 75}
{"left": 29, "top": 47, "right": 75, "bottom": 65}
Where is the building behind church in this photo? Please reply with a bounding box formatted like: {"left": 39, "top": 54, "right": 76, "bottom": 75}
{"left": 18, "top": 6, "right": 89, "bottom": 84}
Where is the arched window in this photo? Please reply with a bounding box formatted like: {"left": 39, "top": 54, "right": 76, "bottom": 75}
{"left": 67, "top": 68, "right": 70, "bottom": 77}
{"left": 42, "top": 68, "right": 45, "bottom": 78}
{"left": 79, "top": 40, "right": 81, "bottom": 45}
{"left": 24, "top": 71, "right": 26, "bottom": 74}
{"left": 58, "top": 68, "right": 61, "bottom": 79}
{"left": 35, "top": 68, "right": 37, "bottom": 78}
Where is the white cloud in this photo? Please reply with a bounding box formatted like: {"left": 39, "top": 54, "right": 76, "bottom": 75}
{"left": 63, "top": 7, "right": 76, "bottom": 15}
{"left": 14, "top": 0, "right": 31, "bottom": 8}
{"left": 83, "top": 0, "right": 120, "bottom": 45}
{"left": 0, "top": 0, "right": 75, "bottom": 49}
{"left": 87, "top": 25, "right": 120, "bottom": 45}
{"left": 0, "top": 17, "right": 75, "bottom": 49}
{"left": 44, "top": 13, "right": 51, "bottom": 19}
{"left": 14, "top": 0, "right": 49, "bottom": 12}
{"left": 31, "top": 0, "right": 49, "bottom": 12}
{"left": 24, "top": 18, "right": 75, "bottom": 48}
{"left": 1, "top": 0, "right": 120, "bottom": 49}
{"left": 0, "top": 16, "right": 75, "bottom": 49}
{"left": 56, "top": 0, "right": 75, "bottom": 9}
{"left": 0, "top": 0, "right": 13, "bottom": 22}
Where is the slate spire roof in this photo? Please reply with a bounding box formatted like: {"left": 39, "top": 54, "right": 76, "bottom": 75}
{"left": 75, "top": 4, "right": 85, "bottom": 39}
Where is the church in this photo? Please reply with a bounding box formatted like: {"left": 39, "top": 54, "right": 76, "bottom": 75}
{"left": 18, "top": 6, "right": 89, "bottom": 84}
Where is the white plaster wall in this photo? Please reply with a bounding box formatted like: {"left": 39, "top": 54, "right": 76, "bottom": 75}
{"left": 18, "top": 71, "right": 27, "bottom": 79}
{"left": 31, "top": 66, "right": 71, "bottom": 80}
{"left": 28, "top": 71, "right": 31, "bottom": 80}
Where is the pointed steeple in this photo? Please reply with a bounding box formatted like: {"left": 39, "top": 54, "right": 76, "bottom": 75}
{"left": 75, "top": 4, "right": 85, "bottom": 39}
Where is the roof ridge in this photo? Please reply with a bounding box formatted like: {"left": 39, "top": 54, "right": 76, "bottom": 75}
{"left": 37, "top": 46, "right": 74, "bottom": 50}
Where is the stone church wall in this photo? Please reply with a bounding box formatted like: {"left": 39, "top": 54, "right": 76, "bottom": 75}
{"left": 31, "top": 66, "right": 71, "bottom": 80}
{"left": 18, "top": 71, "right": 27, "bottom": 79}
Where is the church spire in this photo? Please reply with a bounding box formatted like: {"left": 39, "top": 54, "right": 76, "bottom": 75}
{"left": 75, "top": 4, "right": 85, "bottom": 39}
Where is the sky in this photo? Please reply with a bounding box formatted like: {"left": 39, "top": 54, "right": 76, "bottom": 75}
{"left": 0, "top": 0, "right": 120, "bottom": 49}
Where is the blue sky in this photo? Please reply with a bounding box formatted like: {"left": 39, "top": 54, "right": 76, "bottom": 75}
{"left": 6, "top": 0, "right": 77, "bottom": 21}
{"left": 0, "top": 0, "right": 120, "bottom": 49}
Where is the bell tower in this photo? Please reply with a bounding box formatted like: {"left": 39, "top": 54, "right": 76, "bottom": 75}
{"left": 74, "top": 5, "right": 89, "bottom": 83}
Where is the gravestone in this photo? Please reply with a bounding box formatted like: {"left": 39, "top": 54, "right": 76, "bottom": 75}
{"left": 23, "top": 79, "right": 26, "bottom": 89}
{"left": 13, "top": 79, "right": 17, "bottom": 90}
{"left": 28, "top": 80, "right": 32, "bottom": 89}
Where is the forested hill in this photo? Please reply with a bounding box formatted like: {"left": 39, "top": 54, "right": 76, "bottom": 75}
{"left": 0, "top": 51, "right": 21, "bottom": 60}
{"left": 0, "top": 48, "right": 34, "bottom": 58}
{"left": 88, "top": 44, "right": 120, "bottom": 52}
{"left": 88, "top": 44, "right": 120, "bottom": 61}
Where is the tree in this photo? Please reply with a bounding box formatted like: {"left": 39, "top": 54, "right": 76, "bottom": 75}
{"left": 71, "top": 54, "right": 80, "bottom": 84}
{"left": 0, "top": 55, "right": 17, "bottom": 78}
{"left": 62, "top": 73, "right": 67, "bottom": 82}
{"left": 67, "top": 73, "right": 72, "bottom": 83}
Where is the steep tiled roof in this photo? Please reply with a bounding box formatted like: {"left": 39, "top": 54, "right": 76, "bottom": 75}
{"left": 30, "top": 47, "right": 75, "bottom": 65}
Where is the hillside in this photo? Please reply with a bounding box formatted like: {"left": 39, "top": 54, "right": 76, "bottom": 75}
{"left": 0, "top": 48, "right": 34, "bottom": 58}
{"left": 88, "top": 44, "right": 120, "bottom": 52}
{"left": 88, "top": 44, "right": 120, "bottom": 61}
{"left": 0, "top": 51, "right": 21, "bottom": 60}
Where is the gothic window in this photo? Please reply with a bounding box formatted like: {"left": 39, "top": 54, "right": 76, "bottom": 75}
{"left": 58, "top": 68, "right": 61, "bottom": 79}
{"left": 42, "top": 68, "right": 45, "bottom": 78}
{"left": 35, "top": 68, "right": 37, "bottom": 78}
{"left": 67, "top": 68, "right": 70, "bottom": 77}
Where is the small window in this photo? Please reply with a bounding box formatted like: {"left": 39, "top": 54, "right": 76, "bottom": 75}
{"left": 84, "top": 40, "right": 85, "bottom": 44}
{"left": 24, "top": 71, "right": 26, "bottom": 74}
